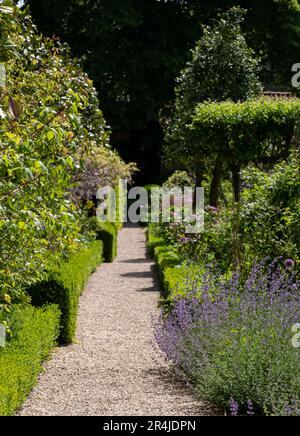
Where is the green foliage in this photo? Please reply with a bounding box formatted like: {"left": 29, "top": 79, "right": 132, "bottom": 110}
{"left": 187, "top": 97, "right": 300, "bottom": 203}
{"left": 114, "top": 180, "right": 128, "bottom": 230}
{"left": 28, "top": 241, "right": 103, "bottom": 344}
{"left": 0, "top": 304, "right": 60, "bottom": 416}
{"left": 176, "top": 7, "right": 261, "bottom": 109}
{"left": 25, "top": 1, "right": 300, "bottom": 181}
{"left": 191, "top": 98, "right": 300, "bottom": 163}
{"left": 0, "top": 4, "right": 18, "bottom": 63}
{"left": 25, "top": 0, "right": 200, "bottom": 182}
{"left": 94, "top": 220, "right": 118, "bottom": 263}
{"left": 240, "top": 157, "right": 300, "bottom": 266}
{"left": 0, "top": 7, "right": 128, "bottom": 313}
{"left": 153, "top": 244, "right": 181, "bottom": 299}
{"left": 147, "top": 223, "right": 165, "bottom": 257}
{"left": 183, "top": 0, "right": 300, "bottom": 90}
{"left": 163, "top": 171, "right": 194, "bottom": 189}
{"left": 147, "top": 223, "right": 205, "bottom": 305}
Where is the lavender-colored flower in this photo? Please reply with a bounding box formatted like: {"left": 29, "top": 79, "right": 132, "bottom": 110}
{"left": 230, "top": 398, "right": 239, "bottom": 416}
{"left": 154, "top": 259, "right": 300, "bottom": 416}
{"left": 284, "top": 259, "right": 295, "bottom": 269}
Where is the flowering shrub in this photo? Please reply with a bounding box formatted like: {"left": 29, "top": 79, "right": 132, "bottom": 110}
{"left": 156, "top": 205, "right": 233, "bottom": 269}
{"left": 155, "top": 261, "right": 300, "bottom": 415}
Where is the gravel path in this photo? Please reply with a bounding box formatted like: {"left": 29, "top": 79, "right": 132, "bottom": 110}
{"left": 18, "top": 224, "right": 215, "bottom": 416}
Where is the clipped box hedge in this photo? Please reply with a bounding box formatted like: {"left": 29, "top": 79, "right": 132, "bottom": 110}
{"left": 0, "top": 304, "right": 60, "bottom": 416}
{"left": 28, "top": 240, "right": 103, "bottom": 344}
{"left": 95, "top": 221, "right": 118, "bottom": 262}
{"left": 147, "top": 224, "right": 182, "bottom": 299}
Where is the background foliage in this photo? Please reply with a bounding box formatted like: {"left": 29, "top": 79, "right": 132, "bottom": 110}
{"left": 24, "top": 0, "right": 300, "bottom": 183}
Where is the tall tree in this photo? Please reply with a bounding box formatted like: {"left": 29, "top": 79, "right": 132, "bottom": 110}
{"left": 185, "top": 0, "right": 300, "bottom": 90}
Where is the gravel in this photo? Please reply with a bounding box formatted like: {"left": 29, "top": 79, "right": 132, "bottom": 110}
{"left": 18, "top": 224, "right": 216, "bottom": 416}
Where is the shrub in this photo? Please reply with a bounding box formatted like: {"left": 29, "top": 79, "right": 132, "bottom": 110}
{"left": 28, "top": 241, "right": 103, "bottom": 344}
{"left": 163, "top": 171, "right": 194, "bottom": 189}
{"left": 94, "top": 220, "right": 118, "bottom": 262}
{"left": 153, "top": 245, "right": 181, "bottom": 293}
{"left": 164, "top": 7, "right": 261, "bottom": 195}
{"left": 155, "top": 261, "right": 300, "bottom": 415}
{"left": 0, "top": 304, "right": 60, "bottom": 416}
{"left": 240, "top": 158, "right": 300, "bottom": 268}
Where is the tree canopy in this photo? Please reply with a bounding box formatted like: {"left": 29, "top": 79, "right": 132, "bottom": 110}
{"left": 24, "top": 0, "right": 300, "bottom": 183}
{"left": 190, "top": 98, "right": 300, "bottom": 202}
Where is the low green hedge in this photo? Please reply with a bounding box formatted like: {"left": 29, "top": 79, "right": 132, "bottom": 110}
{"left": 0, "top": 304, "right": 60, "bottom": 416}
{"left": 147, "top": 223, "right": 165, "bottom": 256}
{"left": 95, "top": 221, "right": 118, "bottom": 262}
{"left": 147, "top": 224, "right": 206, "bottom": 309}
{"left": 28, "top": 240, "right": 103, "bottom": 344}
{"left": 147, "top": 224, "right": 182, "bottom": 299}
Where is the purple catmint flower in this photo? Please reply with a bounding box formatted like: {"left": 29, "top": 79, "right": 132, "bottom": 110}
{"left": 284, "top": 259, "right": 295, "bottom": 269}
{"left": 154, "top": 259, "right": 300, "bottom": 415}
{"left": 229, "top": 398, "right": 239, "bottom": 416}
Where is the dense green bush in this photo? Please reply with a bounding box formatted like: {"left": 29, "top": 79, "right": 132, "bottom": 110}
{"left": 147, "top": 223, "right": 165, "bottom": 256}
{"left": 190, "top": 98, "right": 300, "bottom": 203}
{"left": 163, "top": 171, "right": 194, "bottom": 189}
{"left": 115, "top": 181, "right": 126, "bottom": 230}
{"left": 28, "top": 241, "right": 103, "bottom": 344}
{"left": 240, "top": 158, "right": 300, "bottom": 268}
{"left": 0, "top": 304, "right": 60, "bottom": 416}
{"left": 147, "top": 224, "right": 205, "bottom": 305}
{"left": 165, "top": 9, "right": 300, "bottom": 206}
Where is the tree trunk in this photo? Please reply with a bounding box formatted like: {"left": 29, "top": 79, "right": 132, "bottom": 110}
{"left": 231, "top": 163, "right": 241, "bottom": 203}
{"left": 209, "top": 157, "right": 223, "bottom": 207}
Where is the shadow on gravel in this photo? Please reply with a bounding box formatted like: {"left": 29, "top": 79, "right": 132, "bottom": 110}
{"left": 120, "top": 271, "right": 153, "bottom": 278}
{"left": 119, "top": 260, "right": 161, "bottom": 293}
{"left": 136, "top": 286, "right": 158, "bottom": 293}
{"left": 120, "top": 258, "right": 153, "bottom": 264}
